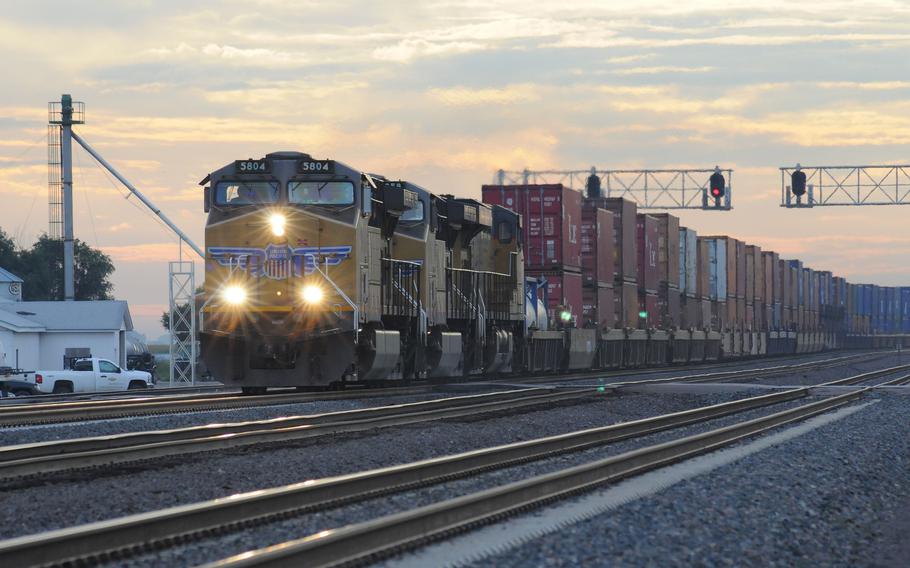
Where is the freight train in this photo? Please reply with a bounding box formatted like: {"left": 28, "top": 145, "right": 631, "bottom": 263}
{"left": 198, "top": 151, "right": 886, "bottom": 393}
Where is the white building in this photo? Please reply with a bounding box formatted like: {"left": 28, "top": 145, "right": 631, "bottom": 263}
{"left": 0, "top": 268, "right": 134, "bottom": 371}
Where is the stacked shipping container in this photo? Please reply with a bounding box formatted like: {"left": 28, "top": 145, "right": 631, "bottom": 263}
{"left": 481, "top": 184, "right": 583, "bottom": 325}
{"left": 484, "top": 185, "right": 907, "bottom": 344}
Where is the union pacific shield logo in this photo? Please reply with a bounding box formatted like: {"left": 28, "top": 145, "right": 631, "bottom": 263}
{"left": 209, "top": 245, "right": 353, "bottom": 280}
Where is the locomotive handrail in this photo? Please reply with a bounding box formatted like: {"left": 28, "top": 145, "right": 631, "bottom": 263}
{"left": 306, "top": 254, "right": 360, "bottom": 337}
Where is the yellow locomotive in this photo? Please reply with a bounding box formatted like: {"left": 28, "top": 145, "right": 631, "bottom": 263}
{"left": 200, "top": 151, "right": 524, "bottom": 392}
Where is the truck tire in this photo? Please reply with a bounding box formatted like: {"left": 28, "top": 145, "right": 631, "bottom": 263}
{"left": 12, "top": 390, "right": 33, "bottom": 397}
{"left": 52, "top": 382, "right": 74, "bottom": 394}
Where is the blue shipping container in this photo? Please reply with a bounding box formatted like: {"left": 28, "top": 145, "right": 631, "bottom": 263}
{"left": 901, "top": 287, "right": 910, "bottom": 333}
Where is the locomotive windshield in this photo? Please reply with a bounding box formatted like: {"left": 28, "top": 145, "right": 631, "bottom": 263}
{"left": 289, "top": 181, "right": 355, "bottom": 205}
{"left": 400, "top": 200, "right": 424, "bottom": 222}
{"left": 214, "top": 181, "right": 279, "bottom": 205}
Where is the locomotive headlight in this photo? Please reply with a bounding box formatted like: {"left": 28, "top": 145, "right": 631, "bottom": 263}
{"left": 301, "top": 284, "right": 324, "bottom": 305}
{"left": 269, "top": 213, "right": 286, "bottom": 237}
{"left": 223, "top": 285, "right": 247, "bottom": 306}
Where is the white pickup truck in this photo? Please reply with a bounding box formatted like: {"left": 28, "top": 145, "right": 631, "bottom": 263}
{"left": 28, "top": 358, "right": 154, "bottom": 394}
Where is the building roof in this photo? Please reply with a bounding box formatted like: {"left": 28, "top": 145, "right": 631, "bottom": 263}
{"left": 0, "top": 300, "right": 133, "bottom": 332}
{"left": 0, "top": 267, "right": 23, "bottom": 283}
{"left": 0, "top": 309, "right": 45, "bottom": 333}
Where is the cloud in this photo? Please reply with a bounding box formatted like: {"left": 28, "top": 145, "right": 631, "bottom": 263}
{"left": 427, "top": 84, "right": 540, "bottom": 106}
{"left": 109, "top": 222, "right": 131, "bottom": 232}
{"left": 612, "top": 65, "right": 714, "bottom": 75}
{"left": 372, "top": 39, "right": 487, "bottom": 62}
{"left": 816, "top": 81, "right": 910, "bottom": 90}
{"left": 607, "top": 53, "right": 657, "bottom": 64}
{"left": 691, "top": 103, "right": 910, "bottom": 146}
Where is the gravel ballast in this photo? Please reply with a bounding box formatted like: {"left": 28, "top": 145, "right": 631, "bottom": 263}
{"left": 0, "top": 389, "right": 767, "bottom": 540}
{"left": 111, "top": 394, "right": 820, "bottom": 567}
{"left": 463, "top": 392, "right": 910, "bottom": 568}
{"left": 0, "top": 391, "right": 475, "bottom": 447}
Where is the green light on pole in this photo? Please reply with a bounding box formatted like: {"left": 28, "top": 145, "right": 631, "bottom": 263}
{"left": 560, "top": 310, "right": 572, "bottom": 322}
{"left": 638, "top": 311, "right": 648, "bottom": 319}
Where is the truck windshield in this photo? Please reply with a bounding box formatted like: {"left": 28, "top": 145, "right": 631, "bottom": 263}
{"left": 288, "top": 181, "right": 354, "bottom": 206}
{"left": 215, "top": 181, "right": 279, "bottom": 205}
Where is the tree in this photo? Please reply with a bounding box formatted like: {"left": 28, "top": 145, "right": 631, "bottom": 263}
{"left": 15, "top": 235, "right": 115, "bottom": 301}
{"left": 0, "top": 228, "right": 20, "bottom": 275}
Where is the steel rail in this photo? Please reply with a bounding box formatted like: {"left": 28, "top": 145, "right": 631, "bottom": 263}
{"left": 0, "top": 389, "right": 598, "bottom": 480}
{"left": 208, "top": 389, "right": 866, "bottom": 568}
{"left": 0, "top": 385, "right": 434, "bottom": 427}
{"left": 600, "top": 351, "right": 888, "bottom": 388}
{"left": 0, "top": 387, "right": 812, "bottom": 567}
{"left": 0, "top": 351, "right": 886, "bottom": 427}
{"left": 0, "top": 388, "right": 554, "bottom": 462}
{"left": 874, "top": 374, "right": 910, "bottom": 386}
{"left": 0, "top": 384, "right": 228, "bottom": 405}
{"left": 816, "top": 364, "right": 910, "bottom": 387}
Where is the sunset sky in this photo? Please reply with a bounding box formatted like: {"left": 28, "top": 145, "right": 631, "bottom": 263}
{"left": 2, "top": 0, "right": 910, "bottom": 338}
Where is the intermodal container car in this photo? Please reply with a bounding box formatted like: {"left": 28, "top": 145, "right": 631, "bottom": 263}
{"left": 636, "top": 214, "right": 659, "bottom": 292}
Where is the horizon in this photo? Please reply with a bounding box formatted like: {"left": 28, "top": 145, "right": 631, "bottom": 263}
{"left": 2, "top": 1, "right": 909, "bottom": 337}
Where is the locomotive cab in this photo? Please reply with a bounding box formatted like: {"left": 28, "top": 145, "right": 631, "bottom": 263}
{"left": 200, "top": 151, "right": 396, "bottom": 389}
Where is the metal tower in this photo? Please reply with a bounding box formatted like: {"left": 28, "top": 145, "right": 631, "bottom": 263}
{"left": 48, "top": 94, "right": 84, "bottom": 300}
{"left": 47, "top": 94, "right": 204, "bottom": 384}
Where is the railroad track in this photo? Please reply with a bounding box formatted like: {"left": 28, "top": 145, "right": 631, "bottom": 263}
{"left": 2, "top": 359, "right": 904, "bottom": 483}
{"left": 0, "top": 385, "right": 434, "bottom": 427}
{"left": 815, "top": 364, "right": 910, "bottom": 387}
{"left": 0, "top": 385, "right": 869, "bottom": 567}
{"left": 0, "top": 350, "right": 890, "bottom": 427}
{"left": 0, "top": 387, "right": 598, "bottom": 481}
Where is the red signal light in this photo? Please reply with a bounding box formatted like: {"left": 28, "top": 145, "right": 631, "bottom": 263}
{"left": 711, "top": 187, "right": 721, "bottom": 198}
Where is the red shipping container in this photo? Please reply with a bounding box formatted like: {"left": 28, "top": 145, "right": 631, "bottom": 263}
{"left": 736, "top": 240, "right": 746, "bottom": 299}
{"left": 588, "top": 197, "right": 637, "bottom": 282}
{"left": 638, "top": 291, "right": 659, "bottom": 329}
{"left": 636, "top": 214, "right": 659, "bottom": 293}
{"left": 580, "top": 203, "right": 614, "bottom": 287}
{"left": 527, "top": 269, "right": 583, "bottom": 326}
{"left": 583, "top": 285, "right": 615, "bottom": 330}
{"left": 482, "top": 184, "right": 582, "bottom": 270}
